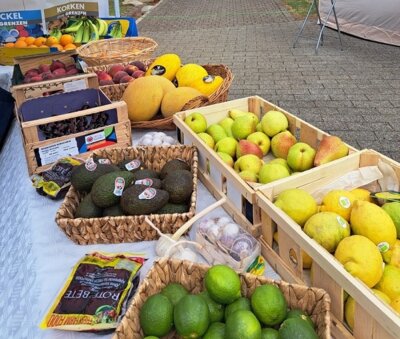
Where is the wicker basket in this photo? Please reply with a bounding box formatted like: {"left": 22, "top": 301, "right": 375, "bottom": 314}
{"left": 113, "top": 258, "right": 331, "bottom": 339}
{"left": 87, "top": 62, "right": 234, "bottom": 130}
{"left": 55, "top": 145, "right": 198, "bottom": 245}
{"left": 76, "top": 37, "right": 158, "bottom": 66}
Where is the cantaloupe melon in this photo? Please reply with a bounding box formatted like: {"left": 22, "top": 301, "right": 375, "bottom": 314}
{"left": 161, "top": 87, "right": 205, "bottom": 118}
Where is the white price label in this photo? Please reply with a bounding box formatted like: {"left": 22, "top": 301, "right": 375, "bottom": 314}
{"left": 38, "top": 138, "right": 79, "bottom": 166}
{"left": 63, "top": 79, "right": 87, "bottom": 92}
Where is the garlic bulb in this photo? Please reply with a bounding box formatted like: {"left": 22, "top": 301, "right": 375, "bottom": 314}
{"left": 230, "top": 234, "right": 256, "bottom": 261}
{"left": 216, "top": 217, "right": 231, "bottom": 228}
{"left": 172, "top": 247, "right": 198, "bottom": 262}
{"left": 198, "top": 219, "right": 216, "bottom": 234}
{"left": 220, "top": 223, "right": 240, "bottom": 247}
{"left": 136, "top": 132, "right": 178, "bottom": 146}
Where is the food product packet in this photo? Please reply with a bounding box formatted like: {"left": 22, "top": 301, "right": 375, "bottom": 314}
{"left": 40, "top": 251, "right": 145, "bottom": 332}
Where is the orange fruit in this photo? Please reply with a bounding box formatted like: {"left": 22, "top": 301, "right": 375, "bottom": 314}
{"left": 39, "top": 45, "right": 49, "bottom": 48}
{"left": 5, "top": 42, "right": 14, "bottom": 48}
{"left": 17, "top": 37, "right": 26, "bottom": 41}
{"left": 27, "top": 45, "right": 38, "bottom": 48}
{"left": 14, "top": 40, "right": 28, "bottom": 48}
{"left": 63, "top": 43, "right": 77, "bottom": 51}
{"left": 34, "top": 37, "right": 46, "bottom": 47}
{"left": 25, "top": 37, "right": 36, "bottom": 45}
{"left": 51, "top": 43, "right": 64, "bottom": 51}
{"left": 46, "top": 36, "right": 59, "bottom": 46}
{"left": 59, "top": 34, "right": 74, "bottom": 47}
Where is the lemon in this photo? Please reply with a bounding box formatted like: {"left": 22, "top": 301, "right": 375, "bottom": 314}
{"left": 350, "top": 188, "right": 373, "bottom": 203}
{"left": 371, "top": 289, "right": 391, "bottom": 304}
{"left": 344, "top": 296, "right": 355, "bottom": 330}
{"left": 274, "top": 189, "right": 317, "bottom": 227}
{"left": 350, "top": 200, "right": 397, "bottom": 250}
{"left": 304, "top": 212, "right": 350, "bottom": 253}
{"left": 382, "top": 240, "right": 400, "bottom": 267}
{"left": 375, "top": 265, "right": 400, "bottom": 300}
{"left": 320, "top": 190, "right": 356, "bottom": 221}
{"left": 391, "top": 297, "right": 400, "bottom": 314}
{"left": 334, "top": 235, "right": 383, "bottom": 287}
{"left": 205, "top": 265, "right": 241, "bottom": 304}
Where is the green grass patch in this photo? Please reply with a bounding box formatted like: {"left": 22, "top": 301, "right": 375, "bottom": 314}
{"left": 282, "top": 0, "right": 316, "bottom": 19}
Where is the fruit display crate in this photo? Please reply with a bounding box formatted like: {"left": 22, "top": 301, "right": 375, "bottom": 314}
{"left": 113, "top": 258, "right": 331, "bottom": 339}
{"left": 55, "top": 145, "right": 198, "bottom": 245}
{"left": 255, "top": 149, "right": 400, "bottom": 339}
{"left": 18, "top": 88, "right": 131, "bottom": 175}
{"left": 173, "top": 96, "right": 357, "bottom": 227}
{"left": 11, "top": 50, "right": 98, "bottom": 109}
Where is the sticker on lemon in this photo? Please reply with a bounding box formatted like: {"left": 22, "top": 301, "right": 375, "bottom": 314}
{"left": 382, "top": 239, "right": 400, "bottom": 267}
{"left": 320, "top": 190, "right": 356, "bottom": 221}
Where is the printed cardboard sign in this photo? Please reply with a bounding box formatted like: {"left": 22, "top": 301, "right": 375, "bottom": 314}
{"left": 0, "top": 10, "right": 44, "bottom": 41}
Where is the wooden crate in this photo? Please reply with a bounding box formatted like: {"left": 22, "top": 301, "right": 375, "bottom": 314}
{"left": 173, "top": 95, "right": 357, "bottom": 228}
{"left": 18, "top": 89, "right": 131, "bottom": 175}
{"left": 256, "top": 149, "right": 400, "bottom": 339}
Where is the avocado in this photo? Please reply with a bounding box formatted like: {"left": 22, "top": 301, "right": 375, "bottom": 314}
{"left": 70, "top": 163, "right": 119, "bottom": 193}
{"left": 133, "top": 177, "right": 162, "bottom": 189}
{"left": 75, "top": 193, "right": 103, "bottom": 218}
{"left": 91, "top": 171, "right": 134, "bottom": 208}
{"left": 162, "top": 170, "right": 193, "bottom": 204}
{"left": 132, "top": 169, "right": 160, "bottom": 181}
{"left": 156, "top": 203, "right": 189, "bottom": 214}
{"left": 103, "top": 204, "right": 125, "bottom": 217}
{"left": 118, "top": 158, "right": 143, "bottom": 172}
{"left": 120, "top": 185, "right": 169, "bottom": 215}
{"left": 160, "top": 159, "right": 190, "bottom": 179}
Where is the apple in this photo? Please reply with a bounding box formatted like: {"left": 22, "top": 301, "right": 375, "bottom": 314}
{"left": 197, "top": 132, "right": 215, "bottom": 148}
{"left": 268, "top": 158, "right": 291, "bottom": 173}
{"left": 287, "top": 142, "right": 316, "bottom": 172}
{"left": 234, "top": 154, "right": 263, "bottom": 174}
{"left": 261, "top": 110, "right": 288, "bottom": 137}
{"left": 218, "top": 117, "right": 234, "bottom": 137}
{"left": 206, "top": 124, "right": 227, "bottom": 143}
{"left": 271, "top": 131, "right": 297, "bottom": 159}
{"left": 236, "top": 140, "right": 263, "bottom": 159}
{"left": 214, "top": 137, "right": 238, "bottom": 157}
{"left": 217, "top": 152, "right": 234, "bottom": 167}
{"left": 124, "top": 65, "right": 139, "bottom": 75}
{"left": 97, "top": 70, "right": 113, "bottom": 82}
{"left": 113, "top": 71, "right": 129, "bottom": 83}
{"left": 231, "top": 115, "right": 256, "bottom": 140}
{"left": 247, "top": 132, "right": 270, "bottom": 155}
{"left": 259, "top": 163, "right": 291, "bottom": 184}
{"left": 239, "top": 170, "right": 258, "bottom": 183}
{"left": 120, "top": 75, "right": 134, "bottom": 83}
{"left": 108, "top": 64, "right": 125, "bottom": 78}
{"left": 229, "top": 109, "right": 259, "bottom": 125}
{"left": 185, "top": 112, "right": 207, "bottom": 133}
{"left": 256, "top": 122, "right": 263, "bottom": 132}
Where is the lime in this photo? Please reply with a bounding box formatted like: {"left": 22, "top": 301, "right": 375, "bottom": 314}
{"left": 375, "top": 264, "right": 400, "bottom": 300}
{"left": 251, "top": 284, "right": 287, "bottom": 326}
{"left": 225, "top": 310, "right": 261, "bottom": 339}
{"left": 224, "top": 297, "right": 251, "bottom": 321}
{"left": 199, "top": 290, "right": 224, "bottom": 322}
{"left": 205, "top": 265, "right": 241, "bottom": 304}
{"left": 161, "top": 282, "right": 189, "bottom": 306}
{"left": 285, "top": 309, "right": 314, "bottom": 328}
{"left": 279, "top": 318, "right": 318, "bottom": 339}
{"left": 203, "top": 322, "right": 225, "bottom": 339}
{"left": 261, "top": 327, "right": 279, "bottom": 339}
{"left": 139, "top": 293, "right": 173, "bottom": 337}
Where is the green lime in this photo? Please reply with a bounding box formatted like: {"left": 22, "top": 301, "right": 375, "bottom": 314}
{"left": 279, "top": 317, "right": 318, "bottom": 339}
{"left": 174, "top": 294, "right": 210, "bottom": 338}
{"left": 286, "top": 309, "right": 315, "bottom": 328}
{"left": 251, "top": 284, "right": 287, "bottom": 326}
{"left": 261, "top": 327, "right": 279, "bottom": 339}
{"left": 205, "top": 265, "right": 241, "bottom": 304}
{"left": 225, "top": 310, "right": 261, "bottom": 339}
{"left": 199, "top": 290, "right": 225, "bottom": 322}
{"left": 225, "top": 297, "right": 251, "bottom": 321}
{"left": 139, "top": 294, "right": 173, "bottom": 337}
{"left": 161, "top": 282, "right": 189, "bottom": 306}
{"left": 203, "top": 322, "right": 225, "bottom": 339}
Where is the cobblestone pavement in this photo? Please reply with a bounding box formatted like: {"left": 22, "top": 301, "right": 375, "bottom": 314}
{"left": 138, "top": 0, "right": 400, "bottom": 161}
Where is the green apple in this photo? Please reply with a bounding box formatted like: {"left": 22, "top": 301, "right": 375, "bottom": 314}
{"left": 247, "top": 132, "right": 270, "bottom": 155}
{"left": 206, "top": 124, "right": 227, "bottom": 143}
{"left": 217, "top": 152, "right": 234, "bottom": 167}
{"left": 268, "top": 158, "right": 291, "bottom": 173}
{"left": 234, "top": 154, "right": 263, "bottom": 174}
{"left": 287, "top": 142, "right": 316, "bottom": 172}
{"left": 231, "top": 115, "right": 256, "bottom": 140}
{"left": 185, "top": 112, "right": 207, "bottom": 133}
{"left": 256, "top": 122, "right": 262, "bottom": 132}
{"left": 197, "top": 132, "right": 214, "bottom": 148}
{"left": 239, "top": 170, "right": 258, "bottom": 183}
{"left": 218, "top": 117, "right": 234, "bottom": 137}
{"left": 214, "top": 137, "right": 238, "bottom": 157}
{"left": 261, "top": 110, "right": 288, "bottom": 137}
{"left": 271, "top": 130, "right": 297, "bottom": 159}
{"left": 259, "top": 163, "right": 290, "bottom": 184}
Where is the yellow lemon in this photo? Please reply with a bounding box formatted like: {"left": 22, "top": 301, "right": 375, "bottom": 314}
{"left": 375, "top": 265, "right": 400, "bottom": 300}
{"left": 334, "top": 235, "right": 383, "bottom": 287}
{"left": 371, "top": 289, "right": 391, "bottom": 304}
{"left": 382, "top": 239, "right": 400, "bottom": 266}
{"left": 350, "top": 200, "right": 397, "bottom": 251}
{"left": 274, "top": 188, "right": 317, "bottom": 227}
{"left": 344, "top": 296, "right": 355, "bottom": 331}
{"left": 350, "top": 188, "right": 373, "bottom": 203}
{"left": 320, "top": 190, "right": 356, "bottom": 221}
{"left": 391, "top": 297, "right": 400, "bottom": 314}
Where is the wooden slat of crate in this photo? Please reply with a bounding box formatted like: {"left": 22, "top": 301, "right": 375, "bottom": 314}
{"left": 256, "top": 149, "right": 400, "bottom": 339}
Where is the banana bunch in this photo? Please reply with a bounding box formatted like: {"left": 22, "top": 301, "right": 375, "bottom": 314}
{"left": 49, "top": 27, "right": 62, "bottom": 40}
{"left": 62, "top": 17, "right": 109, "bottom": 44}
{"left": 108, "top": 21, "right": 123, "bottom": 39}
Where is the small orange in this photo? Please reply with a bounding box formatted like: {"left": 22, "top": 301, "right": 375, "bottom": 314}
{"left": 17, "top": 37, "right": 26, "bottom": 42}
{"left": 25, "top": 37, "right": 36, "bottom": 45}
{"left": 34, "top": 37, "right": 46, "bottom": 47}
{"left": 51, "top": 43, "right": 64, "bottom": 51}
{"left": 39, "top": 45, "right": 49, "bottom": 48}
{"left": 63, "top": 43, "right": 77, "bottom": 51}
{"left": 14, "top": 40, "right": 28, "bottom": 48}
{"left": 59, "top": 34, "right": 74, "bottom": 47}
{"left": 46, "top": 36, "right": 59, "bottom": 46}
{"left": 5, "top": 42, "right": 15, "bottom": 48}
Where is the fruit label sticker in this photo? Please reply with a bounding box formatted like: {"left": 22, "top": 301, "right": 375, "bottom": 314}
{"left": 339, "top": 197, "right": 351, "bottom": 209}
{"left": 113, "top": 177, "right": 125, "bottom": 196}
{"left": 85, "top": 157, "right": 97, "bottom": 171}
{"left": 138, "top": 188, "right": 156, "bottom": 200}
{"left": 97, "top": 158, "right": 111, "bottom": 164}
{"left": 135, "top": 178, "right": 153, "bottom": 187}
{"left": 336, "top": 216, "right": 348, "bottom": 228}
{"left": 125, "top": 159, "right": 141, "bottom": 171}
{"left": 378, "top": 242, "right": 390, "bottom": 253}
{"left": 150, "top": 65, "right": 166, "bottom": 76}
{"left": 203, "top": 75, "right": 215, "bottom": 83}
